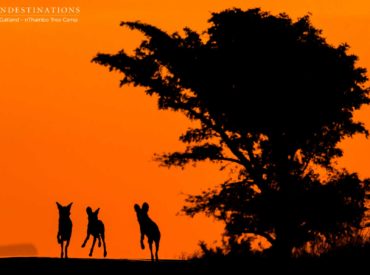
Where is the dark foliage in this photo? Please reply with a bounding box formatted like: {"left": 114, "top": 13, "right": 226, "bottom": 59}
{"left": 93, "top": 8, "right": 370, "bottom": 256}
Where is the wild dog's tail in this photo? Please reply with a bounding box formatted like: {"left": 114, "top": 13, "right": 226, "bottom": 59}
{"left": 57, "top": 233, "right": 62, "bottom": 244}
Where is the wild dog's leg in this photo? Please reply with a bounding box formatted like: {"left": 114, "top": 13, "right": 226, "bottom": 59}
{"left": 140, "top": 232, "right": 145, "bottom": 249}
{"left": 89, "top": 237, "right": 97, "bottom": 257}
{"left": 82, "top": 232, "right": 90, "bottom": 248}
{"left": 65, "top": 239, "right": 70, "bottom": 259}
{"left": 155, "top": 239, "right": 159, "bottom": 262}
{"left": 98, "top": 235, "right": 101, "bottom": 247}
{"left": 149, "top": 239, "right": 154, "bottom": 262}
{"left": 101, "top": 231, "right": 107, "bottom": 257}
{"left": 57, "top": 232, "right": 61, "bottom": 244}
{"left": 60, "top": 240, "right": 64, "bottom": 258}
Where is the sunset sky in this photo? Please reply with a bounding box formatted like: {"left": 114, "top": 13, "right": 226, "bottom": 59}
{"left": 1, "top": 0, "right": 370, "bottom": 259}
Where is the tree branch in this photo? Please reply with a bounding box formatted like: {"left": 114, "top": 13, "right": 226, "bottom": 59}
{"left": 213, "top": 157, "right": 243, "bottom": 165}
{"left": 244, "top": 229, "right": 275, "bottom": 245}
{"left": 157, "top": 145, "right": 244, "bottom": 167}
{"left": 186, "top": 109, "right": 251, "bottom": 167}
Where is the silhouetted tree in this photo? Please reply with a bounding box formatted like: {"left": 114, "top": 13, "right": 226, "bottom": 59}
{"left": 93, "top": 8, "right": 370, "bottom": 257}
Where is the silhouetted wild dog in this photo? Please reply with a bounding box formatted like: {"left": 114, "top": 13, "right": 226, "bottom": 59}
{"left": 56, "top": 202, "right": 73, "bottom": 258}
{"left": 82, "top": 207, "right": 107, "bottom": 257}
{"left": 134, "top": 202, "right": 160, "bottom": 261}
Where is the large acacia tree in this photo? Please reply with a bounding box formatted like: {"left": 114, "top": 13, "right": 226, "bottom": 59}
{"left": 93, "top": 9, "right": 370, "bottom": 256}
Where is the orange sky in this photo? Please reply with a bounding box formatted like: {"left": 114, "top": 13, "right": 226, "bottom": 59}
{"left": 0, "top": 0, "right": 370, "bottom": 259}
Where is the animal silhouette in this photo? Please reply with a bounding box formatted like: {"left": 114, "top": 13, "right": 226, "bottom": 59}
{"left": 134, "top": 202, "right": 160, "bottom": 261}
{"left": 56, "top": 202, "right": 73, "bottom": 259}
{"left": 81, "top": 207, "right": 107, "bottom": 257}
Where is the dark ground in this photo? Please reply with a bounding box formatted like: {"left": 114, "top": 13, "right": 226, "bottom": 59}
{"left": 0, "top": 258, "right": 201, "bottom": 274}
{"left": 0, "top": 252, "right": 368, "bottom": 274}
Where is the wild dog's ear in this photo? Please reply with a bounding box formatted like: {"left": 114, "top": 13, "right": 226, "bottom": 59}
{"left": 142, "top": 202, "right": 149, "bottom": 213}
{"left": 86, "top": 207, "right": 93, "bottom": 215}
{"left": 134, "top": 204, "right": 140, "bottom": 212}
{"left": 95, "top": 208, "right": 100, "bottom": 215}
{"left": 56, "top": 202, "right": 62, "bottom": 210}
{"left": 67, "top": 202, "right": 73, "bottom": 210}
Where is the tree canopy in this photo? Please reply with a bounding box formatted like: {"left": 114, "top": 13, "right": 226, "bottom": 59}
{"left": 93, "top": 8, "right": 370, "bottom": 256}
